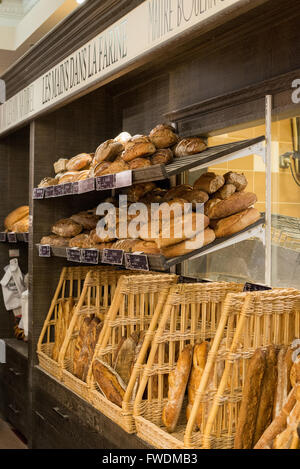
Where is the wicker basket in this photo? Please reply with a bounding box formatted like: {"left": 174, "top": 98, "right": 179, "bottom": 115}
{"left": 199, "top": 288, "right": 300, "bottom": 449}
{"left": 37, "top": 266, "right": 112, "bottom": 380}
{"left": 88, "top": 273, "right": 178, "bottom": 433}
{"left": 133, "top": 281, "right": 243, "bottom": 448}
{"left": 59, "top": 269, "right": 154, "bottom": 400}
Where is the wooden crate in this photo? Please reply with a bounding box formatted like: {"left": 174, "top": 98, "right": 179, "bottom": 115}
{"left": 59, "top": 269, "right": 154, "bottom": 400}
{"left": 88, "top": 273, "right": 178, "bottom": 433}
{"left": 37, "top": 266, "right": 114, "bottom": 380}
{"left": 133, "top": 282, "right": 243, "bottom": 448}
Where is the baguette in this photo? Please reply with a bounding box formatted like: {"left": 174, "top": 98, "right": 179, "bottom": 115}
{"left": 114, "top": 332, "right": 139, "bottom": 385}
{"left": 253, "top": 346, "right": 278, "bottom": 446}
{"left": 205, "top": 192, "right": 257, "bottom": 219}
{"left": 273, "top": 347, "right": 292, "bottom": 419}
{"left": 186, "top": 342, "right": 208, "bottom": 427}
{"left": 5, "top": 206, "right": 29, "bottom": 231}
{"left": 211, "top": 208, "right": 261, "bottom": 238}
{"left": 162, "top": 345, "right": 193, "bottom": 433}
{"left": 161, "top": 228, "right": 215, "bottom": 259}
{"left": 92, "top": 358, "right": 126, "bottom": 407}
{"left": 234, "top": 349, "right": 266, "bottom": 449}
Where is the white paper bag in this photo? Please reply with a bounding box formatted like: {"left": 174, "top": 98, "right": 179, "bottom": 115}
{"left": 0, "top": 258, "right": 26, "bottom": 312}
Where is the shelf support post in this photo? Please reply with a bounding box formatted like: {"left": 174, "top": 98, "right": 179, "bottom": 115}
{"left": 265, "top": 95, "right": 272, "bottom": 286}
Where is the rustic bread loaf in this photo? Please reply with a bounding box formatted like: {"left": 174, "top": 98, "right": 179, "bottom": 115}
{"left": 12, "top": 216, "right": 29, "bottom": 233}
{"left": 73, "top": 317, "right": 93, "bottom": 378}
{"left": 122, "top": 135, "right": 156, "bottom": 162}
{"left": 126, "top": 182, "right": 157, "bottom": 202}
{"left": 253, "top": 346, "right": 278, "bottom": 446}
{"left": 40, "top": 234, "right": 71, "bottom": 247}
{"left": 174, "top": 138, "right": 207, "bottom": 157}
{"left": 163, "top": 184, "right": 193, "bottom": 201}
{"left": 132, "top": 240, "right": 160, "bottom": 254}
{"left": 211, "top": 208, "right": 261, "bottom": 238}
{"left": 91, "top": 161, "right": 112, "bottom": 177}
{"left": 90, "top": 229, "right": 116, "bottom": 244}
{"left": 114, "top": 332, "right": 139, "bottom": 385}
{"left": 5, "top": 206, "right": 29, "bottom": 231}
{"left": 234, "top": 349, "right": 266, "bottom": 449}
{"left": 273, "top": 347, "right": 293, "bottom": 418}
{"left": 54, "top": 158, "right": 68, "bottom": 174}
{"left": 151, "top": 148, "right": 174, "bottom": 165}
{"left": 161, "top": 228, "right": 215, "bottom": 258}
{"left": 157, "top": 212, "right": 210, "bottom": 249}
{"left": 205, "top": 192, "right": 257, "bottom": 219}
{"left": 58, "top": 172, "right": 79, "bottom": 184}
{"left": 66, "top": 153, "right": 93, "bottom": 171}
{"left": 194, "top": 172, "right": 225, "bottom": 194}
{"left": 69, "top": 234, "right": 94, "bottom": 249}
{"left": 97, "top": 159, "right": 129, "bottom": 175}
{"left": 82, "top": 318, "right": 103, "bottom": 382}
{"left": 72, "top": 170, "right": 90, "bottom": 181}
{"left": 38, "top": 177, "right": 58, "bottom": 188}
{"left": 182, "top": 189, "right": 209, "bottom": 208}
{"left": 224, "top": 172, "right": 248, "bottom": 192}
{"left": 214, "top": 183, "right": 236, "bottom": 200}
{"left": 128, "top": 158, "right": 152, "bottom": 170}
{"left": 92, "top": 358, "right": 126, "bottom": 407}
{"left": 114, "top": 131, "right": 132, "bottom": 145}
{"left": 162, "top": 345, "right": 193, "bottom": 433}
{"left": 186, "top": 342, "right": 208, "bottom": 425}
{"left": 52, "top": 218, "right": 83, "bottom": 238}
{"left": 71, "top": 211, "right": 100, "bottom": 230}
{"left": 149, "top": 124, "right": 178, "bottom": 149}
{"left": 95, "top": 140, "right": 124, "bottom": 163}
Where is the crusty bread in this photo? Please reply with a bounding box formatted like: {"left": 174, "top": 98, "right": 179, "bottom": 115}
{"left": 122, "top": 135, "right": 156, "bottom": 162}
{"left": 194, "top": 172, "right": 225, "bottom": 194}
{"left": 92, "top": 358, "right": 126, "bottom": 407}
{"left": 128, "top": 158, "right": 152, "bottom": 170}
{"left": 38, "top": 177, "right": 58, "bottom": 188}
{"left": 205, "top": 192, "right": 257, "bottom": 219}
{"left": 11, "top": 216, "right": 29, "bottom": 233}
{"left": 91, "top": 161, "right": 112, "bottom": 177}
{"left": 114, "top": 132, "right": 132, "bottom": 145}
{"left": 149, "top": 124, "right": 178, "bottom": 149}
{"left": 161, "top": 228, "right": 215, "bottom": 259}
{"left": 54, "top": 158, "right": 68, "bottom": 174}
{"left": 71, "top": 211, "right": 100, "bottom": 230}
{"left": 162, "top": 345, "right": 193, "bottom": 433}
{"left": 253, "top": 346, "right": 278, "bottom": 446}
{"left": 157, "top": 212, "right": 210, "bottom": 249}
{"left": 58, "top": 172, "right": 79, "bottom": 184}
{"left": 126, "top": 183, "right": 157, "bottom": 202}
{"left": 224, "top": 172, "right": 248, "bottom": 192}
{"left": 40, "top": 234, "right": 71, "bottom": 247}
{"left": 214, "top": 183, "right": 236, "bottom": 200}
{"left": 69, "top": 234, "right": 94, "bottom": 249}
{"left": 132, "top": 240, "right": 160, "bottom": 254}
{"left": 52, "top": 218, "right": 83, "bottom": 238}
{"left": 94, "top": 139, "right": 124, "bottom": 163}
{"left": 73, "top": 317, "right": 92, "bottom": 378}
{"left": 174, "top": 138, "right": 207, "bottom": 157}
{"left": 5, "top": 206, "right": 29, "bottom": 231}
{"left": 182, "top": 189, "right": 209, "bottom": 208}
{"left": 273, "top": 347, "right": 292, "bottom": 419}
{"left": 66, "top": 153, "right": 92, "bottom": 171}
{"left": 163, "top": 185, "right": 193, "bottom": 202}
{"left": 97, "top": 159, "right": 129, "bottom": 175}
{"left": 186, "top": 342, "right": 208, "bottom": 426}
{"left": 234, "top": 349, "right": 266, "bottom": 449}
{"left": 211, "top": 208, "right": 261, "bottom": 238}
{"left": 114, "top": 333, "right": 139, "bottom": 385}
{"left": 151, "top": 148, "right": 174, "bottom": 165}
{"left": 72, "top": 170, "right": 90, "bottom": 181}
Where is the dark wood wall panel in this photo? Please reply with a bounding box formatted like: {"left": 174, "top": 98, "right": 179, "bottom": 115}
{"left": 0, "top": 127, "right": 29, "bottom": 338}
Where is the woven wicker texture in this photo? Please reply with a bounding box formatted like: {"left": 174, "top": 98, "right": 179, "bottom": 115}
{"left": 133, "top": 282, "right": 243, "bottom": 448}
{"left": 190, "top": 288, "right": 300, "bottom": 449}
{"left": 37, "top": 266, "right": 113, "bottom": 380}
{"left": 88, "top": 273, "right": 178, "bottom": 433}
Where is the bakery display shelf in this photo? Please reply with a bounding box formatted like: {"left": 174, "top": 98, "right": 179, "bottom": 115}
{"left": 4, "top": 338, "right": 29, "bottom": 360}
{"left": 32, "top": 137, "right": 265, "bottom": 199}
{"left": 0, "top": 232, "right": 29, "bottom": 243}
{"left": 35, "top": 216, "right": 265, "bottom": 272}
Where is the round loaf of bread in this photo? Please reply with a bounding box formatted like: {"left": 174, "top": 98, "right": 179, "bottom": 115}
{"left": 98, "top": 159, "right": 129, "bottom": 175}
{"left": 122, "top": 135, "right": 156, "bottom": 162}
{"left": 224, "top": 172, "right": 248, "bottom": 192}
{"left": 12, "top": 216, "right": 29, "bottom": 233}
{"left": 69, "top": 234, "right": 95, "bottom": 249}
{"left": 52, "top": 219, "right": 83, "bottom": 238}
{"left": 174, "top": 137, "right": 207, "bottom": 157}
{"left": 182, "top": 189, "right": 209, "bottom": 208}
{"left": 94, "top": 140, "right": 124, "bottom": 163}
{"left": 40, "top": 235, "right": 71, "bottom": 247}
{"left": 38, "top": 177, "right": 58, "bottom": 188}
{"left": 90, "top": 229, "right": 116, "bottom": 244}
{"left": 92, "top": 161, "right": 112, "bottom": 177}
{"left": 126, "top": 182, "right": 156, "bottom": 202}
{"left": 213, "top": 183, "right": 236, "bottom": 200}
{"left": 151, "top": 148, "right": 174, "bottom": 166}
{"left": 205, "top": 192, "right": 257, "bottom": 219}
{"left": 54, "top": 158, "right": 68, "bottom": 174}
{"left": 66, "top": 153, "right": 93, "bottom": 171}
{"left": 5, "top": 206, "right": 29, "bottom": 231}
{"left": 194, "top": 172, "right": 225, "bottom": 194}
{"left": 73, "top": 170, "right": 90, "bottom": 181}
{"left": 211, "top": 208, "right": 261, "bottom": 238}
{"left": 128, "top": 158, "right": 152, "bottom": 170}
{"left": 149, "top": 124, "right": 178, "bottom": 149}
{"left": 58, "top": 172, "right": 79, "bottom": 184}
{"left": 71, "top": 211, "right": 100, "bottom": 230}
{"left": 161, "top": 227, "right": 215, "bottom": 259}
{"left": 163, "top": 184, "right": 193, "bottom": 202}
{"left": 114, "top": 132, "right": 132, "bottom": 145}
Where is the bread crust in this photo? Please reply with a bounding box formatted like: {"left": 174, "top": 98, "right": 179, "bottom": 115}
{"left": 66, "top": 153, "right": 92, "bottom": 171}
{"left": 174, "top": 138, "right": 207, "bottom": 157}
{"left": 151, "top": 148, "right": 174, "bottom": 165}
{"left": 71, "top": 211, "right": 99, "bottom": 230}
{"left": 93, "top": 359, "right": 126, "bottom": 407}
{"left": 52, "top": 218, "right": 83, "bottom": 238}
{"left": 128, "top": 158, "right": 152, "bottom": 170}
{"left": 162, "top": 345, "right": 193, "bottom": 433}
{"left": 38, "top": 177, "right": 58, "bottom": 188}
{"left": 40, "top": 234, "right": 71, "bottom": 247}
{"left": 186, "top": 342, "right": 208, "bottom": 426}
{"left": 224, "top": 172, "right": 248, "bottom": 192}
{"left": 194, "top": 172, "right": 225, "bottom": 194}
{"left": 211, "top": 208, "right": 261, "bottom": 238}
{"left": 234, "top": 349, "right": 266, "bottom": 449}
{"left": 94, "top": 140, "right": 124, "bottom": 163}
{"left": 122, "top": 136, "right": 156, "bottom": 162}
{"left": 161, "top": 228, "right": 215, "bottom": 259}
{"left": 205, "top": 192, "right": 257, "bottom": 219}
{"left": 5, "top": 206, "right": 29, "bottom": 231}
{"left": 163, "top": 185, "right": 193, "bottom": 202}
{"left": 149, "top": 124, "right": 179, "bottom": 149}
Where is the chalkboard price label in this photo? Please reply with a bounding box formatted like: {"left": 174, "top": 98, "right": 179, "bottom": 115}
{"left": 243, "top": 282, "right": 272, "bottom": 292}
{"left": 66, "top": 248, "right": 82, "bottom": 263}
{"left": 78, "top": 178, "right": 95, "bottom": 194}
{"left": 62, "top": 183, "right": 73, "bottom": 196}
{"left": 7, "top": 233, "right": 17, "bottom": 243}
{"left": 0, "top": 232, "right": 6, "bottom": 242}
{"left": 102, "top": 249, "right": 124, "bottom": 266}
{"left": 44, "top": 186, "right": 54, "bottom": 198}
{"left": 23, "top": 233, "right": 29, "bottom": 243}
{"left": 124, "top": 253, "right": 149, "bottom": 271}
{"left": 81, "top": 249, "right": 99, "bottom": 265}
{"left": 53, "top": 185, "right": 64, "bottom": 197}
{"left": 33, "top": 188, "right": 44, "bottom": 199}
{"left": 39, "top": 245, "right": 51, "bottom": 257}
{"left": 96, "top": 174, "right": 116, "bottom": 191}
